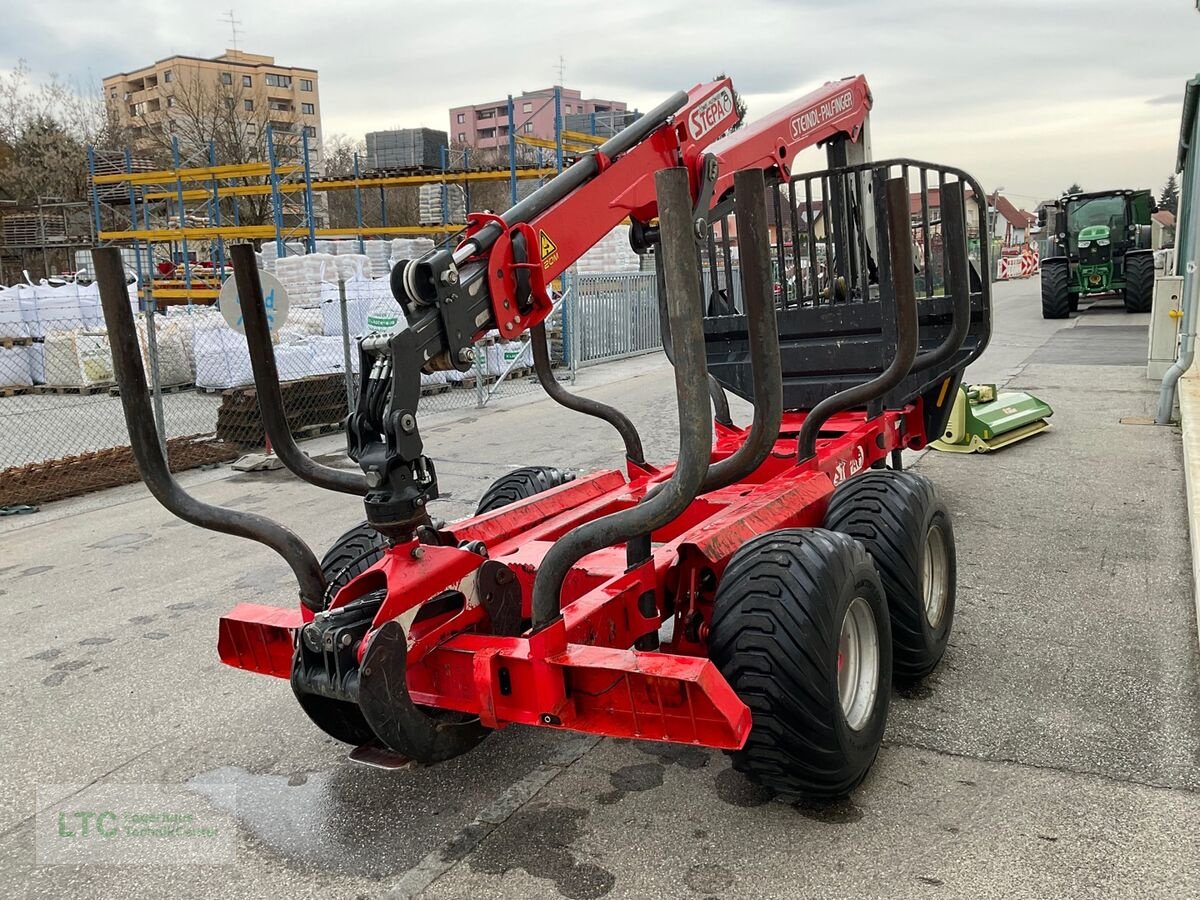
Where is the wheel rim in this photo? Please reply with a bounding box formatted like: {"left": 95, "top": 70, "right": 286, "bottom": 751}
{"left": 923, "top": 523, "right": 950, "bottom": 629}
{"left": 837, "top": 597, "right": 880, "bottom": 731}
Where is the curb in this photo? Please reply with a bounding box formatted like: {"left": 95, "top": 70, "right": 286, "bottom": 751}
{"left": 1180, "top": 368, "right": 1200, "bottom": 653}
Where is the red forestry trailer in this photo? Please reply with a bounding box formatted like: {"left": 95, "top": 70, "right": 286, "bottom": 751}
{"left": 94, "top": 73, "right": 991, "bottom": 800}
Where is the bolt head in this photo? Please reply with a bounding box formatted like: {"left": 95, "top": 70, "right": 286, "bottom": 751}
{"left": 693, "top": 218, "right": 708, "bottom": 240}
{"left": 441, "top": 268, "right": 459, "bottom": 285}
{"left": 400, "top": 413, "right": 416, "bottom": 432}
{"left": 459, "top": 347, "right": 476, "bottom": 363}
{"left": 411, "top": 546, "right": 425, "bottom": 560}
{"left": 365, "top": 470, "right": 382, "bottom": 488}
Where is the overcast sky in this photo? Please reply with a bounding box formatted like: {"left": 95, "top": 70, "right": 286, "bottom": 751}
{"left": 4, "top": 0, "right": 1198, "bottom": 207}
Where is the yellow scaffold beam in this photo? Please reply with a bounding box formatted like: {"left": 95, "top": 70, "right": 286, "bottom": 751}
{"left": 99, "top": 223, "right": 461, "bottom": 242}
{"left": 93, "top": 162, "right": 304, "bottom": 186}
{"left": 139, "top": 167, "right": 561, "bottom": 201}
{"left": 561, "top": 130, "right": 606, "bottom": 146}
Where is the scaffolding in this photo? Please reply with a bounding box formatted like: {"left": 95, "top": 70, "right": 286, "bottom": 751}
{"left": 88, "top": 126, "right": 559, "bottom": 303}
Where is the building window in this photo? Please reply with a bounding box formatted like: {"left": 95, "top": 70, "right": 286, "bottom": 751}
{"left": 457, "top": 132, "right": 465, "bottom": 143}
{"left": 166, "top": 97, "right": 175, "bottom": 108}
{"left": 242, "top": 74, "right": 252, "bottom": 87}
{"left": 301, "top": 102, "right": 314, "bottom": 114}
{"left": 304, "top": 125, "right": 317, "bottom": 137}
{"left": 457, "top": 112, "right": 465, "bottom": 124}
{"left": 221, "top": 72, "right": 232, "bottom": 85}
{"left": 244, "top": 99, "right": 254, "bottom": 111}
{"left": 269, "top": 100, "right": 291, "bottom": 112}
{"left": 266, "top": 74, "right": 292, "bottom": 88}
{"left": 300, "top": 78, "right": 312, "bottom": 91}
{"left": 565, "top": 104, "right": 572, "bottom": 114}
{"left": 224, "top": 96, "right": 236, "bottom": 109}
{"left": 522, "top": 102, "right": 532, "bottom": 113}
{"left": 523, "top": 122, "right": 533, "bottom": 133}
{"left": 163, "top": 69, "right": 172, "bottom": 83}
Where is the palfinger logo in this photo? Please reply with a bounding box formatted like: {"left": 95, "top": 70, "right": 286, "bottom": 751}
{"left": 789, "top": 89, "right": 856, "bottom": 140}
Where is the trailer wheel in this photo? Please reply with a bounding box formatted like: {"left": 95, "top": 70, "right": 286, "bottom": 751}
{"left": 1123, "top": 253, "right": 1154, "bottom": 313}
{"left": 475, "top": 466, "right": 574, "bottom": 514}
{"left": 320, "top": 522, "right": 387, "bottom": 600}
{"left": 1040, "top": 260, "right": 1071, "bottom": 319}
{"left": 824, "top": 471, "right": 956, "bottom": 682}
{"left": 291, "top": 523, "right": 389, "bottom": 747}
{"left": 708, "top": 529, "right": 891, "bottom": 800}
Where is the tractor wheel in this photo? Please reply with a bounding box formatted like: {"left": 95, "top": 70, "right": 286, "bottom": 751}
{"left": 476, "top": 466, "right": 574, "bottom": 515}
{"left": 708, "top": 529, "right": 891, "bottom": 801}
{"left": 1040, "top": 260, "right": 1071, "bottom": 319}
{"left": 824, "top": 472, "right": 956, "bottom": 682}
{"left": 1123, "top": 254, "right": 1154, "bottom": 313}
{"left": 291, "top": 522, "right": 389, "bottom": 747}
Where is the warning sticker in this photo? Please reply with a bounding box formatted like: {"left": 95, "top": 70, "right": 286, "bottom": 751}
{"left": 539, "top": 230, "right": 559, "bottom": 270}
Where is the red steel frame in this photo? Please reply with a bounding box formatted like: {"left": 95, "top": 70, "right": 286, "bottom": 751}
{"left": 216, "top": 74, "right": 914, "bottom": 752}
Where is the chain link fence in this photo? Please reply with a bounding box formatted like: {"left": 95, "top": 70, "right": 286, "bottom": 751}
{"left": 0, "top": 271, "right": 661, "bottom": 509}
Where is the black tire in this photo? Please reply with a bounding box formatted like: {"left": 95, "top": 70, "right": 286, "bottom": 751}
{"left": 824, "top": 471, "right": 956, "bottom": 682}
{"left": 1068, "top": 293, "right": 1079, "bottom": 313}
{"left": 320, "top": 522, "right": 387, "bottom": 601}
{"left": 1040, "top": 260, "right": 1071, "bottom": 319}
{"left": 293, "top": 522, "right": 389, "bottom": 747}
{"left": 476, "top": 465, "right": 574, "bottom": 515}
{"left": 1123, "top": 253, "right": 1154, "bottom": 313}
{"left": 709, "top": 529, "right": 892, "bottom": 801}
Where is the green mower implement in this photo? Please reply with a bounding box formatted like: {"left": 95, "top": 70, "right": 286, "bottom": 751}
{"left": 930, "top": 384, "right": 1053, "bottom": 453}
{"left": 1039, "top": 189, "right": 1156, "bottom": 319}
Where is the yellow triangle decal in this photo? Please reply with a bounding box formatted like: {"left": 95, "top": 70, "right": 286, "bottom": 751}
{"left": 539, "top": 230, "right": 558, "bottom": 261}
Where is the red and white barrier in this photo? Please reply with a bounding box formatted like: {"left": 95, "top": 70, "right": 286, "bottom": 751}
{"left": 996, "top": 246, "right": 1040, "bottom": 280}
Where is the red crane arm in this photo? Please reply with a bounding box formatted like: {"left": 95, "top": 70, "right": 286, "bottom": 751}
{"left": 517, "top": 75, "right": 873, "bottom": 290}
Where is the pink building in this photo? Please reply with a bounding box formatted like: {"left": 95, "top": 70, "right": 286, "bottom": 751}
{"left": 448, "top": 86, "right": 627, "bottom": 150}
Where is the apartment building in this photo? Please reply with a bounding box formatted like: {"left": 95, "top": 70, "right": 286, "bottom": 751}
{"left": 448, "top": 86, "right": 627, "bottom": 150}
{"left": 102, "top": 50, "right": 322, "bottom": 164}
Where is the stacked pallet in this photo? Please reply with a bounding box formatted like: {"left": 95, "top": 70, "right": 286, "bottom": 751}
{"left": 418, "top": 184, "right": 466, "bottom": 225}
{"left": 366, "top": 128, "right": 448, "bottom": 170}
{"left": 215, "top": 374, "right": 350, "bottom": 447}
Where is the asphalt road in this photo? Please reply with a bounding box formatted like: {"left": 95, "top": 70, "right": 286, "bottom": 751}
{"left": 1, "top": 279, "right": 1196, "bottom": 899}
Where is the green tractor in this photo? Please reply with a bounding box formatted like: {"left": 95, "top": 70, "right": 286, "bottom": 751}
{"left": 1039, "top": 189, "right": 1156, "bottom": 319}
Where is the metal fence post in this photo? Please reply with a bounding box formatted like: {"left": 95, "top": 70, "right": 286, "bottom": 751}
{"left": 142, "top": 285, "right": 167, "bottom": 457}
{"left": 568, "top": 274, "right": 579, "bottom": 383}
{"left": 337, "top": 279, "right": 355, "bottom": 413}
{"left": 475, "top": 339, "right": 487, "bottom": 408}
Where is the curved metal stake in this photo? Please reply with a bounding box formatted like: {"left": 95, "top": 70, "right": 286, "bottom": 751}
{"left": 93, "top": 247, "right": 328, "bottom": 612}
{"left": 531, "top": 320, "right": 646, "bottom": 465}
{"left": 909, "top": 180, "right": 971, "bottom": 375}
{"left": 797, "top": 176, "right": 920, "bottom": 462}
{"left": 230, "top": 243, "right": 368, "bottom": 496}
{"left": 530, "top": 168, "right": 712, "bottom": 630}
{"left": 656, "top": 256, "right": 734, "bottom": 427}
{"left": 699, "top": 169, "right": 783, "bottom": 492}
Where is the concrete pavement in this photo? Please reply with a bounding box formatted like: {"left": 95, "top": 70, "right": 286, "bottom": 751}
{"left": 1, "top": 279, "right": 1196, "bottom": 899}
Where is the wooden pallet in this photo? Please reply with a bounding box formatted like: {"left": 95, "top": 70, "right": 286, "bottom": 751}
{"left": 0, "top": 336, "right": 33, "bottom": 349}
{"left": 31, "top": 382, "right": 115, "bottom": 396}
{"left": 0, "top": 385, "right": 31, "bottom": 397}
{"left": 109, "top": 382, "right": 195, "bottom": 397}
{"left": 420, "top": 383, "right": 450, "bottom": 396}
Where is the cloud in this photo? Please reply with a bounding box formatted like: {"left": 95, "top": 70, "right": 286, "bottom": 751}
{"left": 2, "top": 0, "right": 1196, "bottom": 197}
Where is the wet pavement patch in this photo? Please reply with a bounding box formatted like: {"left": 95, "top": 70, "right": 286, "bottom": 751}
{"left": 713, "top": 767, "right": 773, "bottom": 808}
{"left": 464, "top": 802, "right": 615, "bottom": 900}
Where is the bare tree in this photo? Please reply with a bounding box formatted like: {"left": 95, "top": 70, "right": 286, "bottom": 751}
{"left": 0, "top": 60, "right": 126, "bottom": 205}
